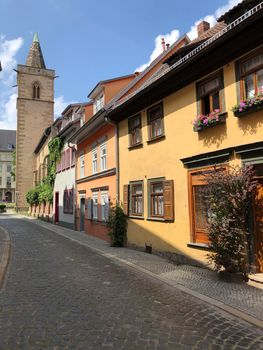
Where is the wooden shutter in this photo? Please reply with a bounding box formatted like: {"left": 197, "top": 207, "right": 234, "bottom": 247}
{"left": 123, "top": 185, "right": 130, "bottom": 215}
{"left": 87, "top": 198, "right": 93, "bottom": 220}
{"left": 163, "top": 180, "right": 174, "bottom": 221}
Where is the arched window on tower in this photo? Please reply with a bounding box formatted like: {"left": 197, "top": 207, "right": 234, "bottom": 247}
{"left": 33, "top": 82, "right": 40, "bottom": 99}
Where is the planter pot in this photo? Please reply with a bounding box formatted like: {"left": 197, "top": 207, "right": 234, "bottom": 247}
{"left": 233, "top": 103, "right": 263, "bottom": 117}
{"left": 218, "top": 271, "right": 247, "bottom": 283}
{"left": 193, "top": 113, "right": 227, "bottom": 132}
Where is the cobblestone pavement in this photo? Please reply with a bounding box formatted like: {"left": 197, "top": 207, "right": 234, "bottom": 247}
{"left": 17, "top": 213, "right": 263, "bottom": 321}
{"left": 0, "top": 216, "right": 263, "bottom": 349}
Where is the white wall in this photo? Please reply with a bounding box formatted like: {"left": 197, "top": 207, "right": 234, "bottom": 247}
{"left": 53, "top": 167, "right": 75, "bottom": 225}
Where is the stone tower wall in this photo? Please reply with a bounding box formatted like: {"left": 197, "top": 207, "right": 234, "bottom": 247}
{"left": 16, "top": 65, "right": 54, "bottom": 211}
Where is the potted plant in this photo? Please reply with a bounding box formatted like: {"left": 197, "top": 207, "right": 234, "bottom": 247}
{"left": 232, "top": 89, "right": 263, "bottom": 117}
{"left": 192, "top": 109, "right": 226, "bottom": 132}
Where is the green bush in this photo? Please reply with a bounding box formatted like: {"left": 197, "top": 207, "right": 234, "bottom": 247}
{"left": 204, "top": 166, "right": 258, "bottom": 274}
{"left": 107, "top": 204, "right": 127, "bottom": 247}
{"left": 0, "top": 204, "right": 6, "bottom": 211}
{"left": 26, "top": 188, "right": 40, "bottom": 205}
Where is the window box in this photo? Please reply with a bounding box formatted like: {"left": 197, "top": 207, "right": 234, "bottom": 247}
{"left": 193, "top": 111, "right": 227, "bottom": 132}
{"left": 232, "top": 93, "right": 263, "bottom": 117}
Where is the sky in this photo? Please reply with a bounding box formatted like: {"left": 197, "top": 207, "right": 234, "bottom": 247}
{"left": 0, "top": 0, "right": 242, "bottom": 130}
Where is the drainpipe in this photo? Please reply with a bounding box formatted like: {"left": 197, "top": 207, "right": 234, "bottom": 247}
{"left": 104, "top": 113, "right": 119, "bottom": 204}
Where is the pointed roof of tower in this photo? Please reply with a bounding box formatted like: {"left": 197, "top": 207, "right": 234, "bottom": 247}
{"left": 25, "top": 33, "right": 46, "bottom": 69}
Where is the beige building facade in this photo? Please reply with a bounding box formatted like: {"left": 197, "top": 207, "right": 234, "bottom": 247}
{"left": 16, "top": 33, "right": 55, "bottom": 210}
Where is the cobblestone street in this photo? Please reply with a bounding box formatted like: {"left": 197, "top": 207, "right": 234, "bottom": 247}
{"left": 0, "top": 216, "right": 262, "bottom": 350}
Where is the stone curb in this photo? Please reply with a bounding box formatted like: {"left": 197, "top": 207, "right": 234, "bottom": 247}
{"left": 12, "top": 214, "right": 263, "bottom": 330}
{"left": 0, "top": 225, "right": 11, "bottom": 290}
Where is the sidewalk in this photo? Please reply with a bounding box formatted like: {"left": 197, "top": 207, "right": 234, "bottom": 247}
{"left": 7, "top": 213, "right": 263, "bottom": 328}
{"left": 0, "top": 225, "right": 10, "bottom": 289}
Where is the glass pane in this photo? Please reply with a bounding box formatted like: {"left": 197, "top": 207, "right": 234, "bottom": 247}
{"left": 149, "top": 105, "right": 162, "bottom": 121}
{"left": 152, "top": 182, "right": 163, "bottom": 194}
{"left": 202, "top": 95, "right": 211, "bottom": 115}
{"left": 153, "top": 195, "right": 164, "bottom": 216}
{"left": 242, "top": 53, "right": 263, "bottom": 74}
{"left": 244, "top": 74, "right": 255, "bottom": 98}
{"left": 212, "top": 92, "right": 220, "bottom": 110}
{"left": 200, "top": 77, "right": 220, "bottom": 96}
{"left": 133, "top": 184, "right": 142, "bottom": 194}
{"left": 194, "top": 186, "right": 207, "bottom": 230}
{"left": 257, "top": 68, "right": 263, "bottom": 92}
{"left": 151, "top": 118, "right": 162, "bottom": 138}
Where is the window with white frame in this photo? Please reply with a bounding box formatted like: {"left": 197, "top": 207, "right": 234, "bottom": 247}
{"left": 94, "top": 94, "right": 104, "bottom": 114}
{"left": 92, "top": 148, "right": 98, "bottom": 174}
{"left": 80, "top": 155, "right": 85, "bottom": 178}
{"left": 92, "top": 192, "right": 98, "bottom": 220}
{"left": 100, "top": 143, "right": 107, "bottom": 171}
{"left": 101, "top": 191, "right": 109, "bottom": 222}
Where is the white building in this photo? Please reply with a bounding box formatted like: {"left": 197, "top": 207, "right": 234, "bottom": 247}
{"left": 0, "top": 130, "right": 16, "bottom": 202}
{"left": 53, "top": 103, "right": 86, "bottom": 229}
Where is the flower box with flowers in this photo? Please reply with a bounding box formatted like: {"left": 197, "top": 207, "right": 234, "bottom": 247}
{"left": 232, "top": 90, "right": 263, "bottom": 117}
{"left": 192, "top": 110, "right": 226, "bottom": 132}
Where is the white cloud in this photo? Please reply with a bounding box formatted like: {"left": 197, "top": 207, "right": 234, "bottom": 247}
{"left": 135, "top": 0, "right": 243, "bottom": 71}
{"left": 54, "top": 95, "right": 75, "bottom": 118}
{"left": 135, "top": 29, "right": 180, "bottom": 72}
{"left": 0, "top": 93, "right": 17, "bottom": 130}
{"left": 0, "top": 34, "right": 24, "bottom": 130}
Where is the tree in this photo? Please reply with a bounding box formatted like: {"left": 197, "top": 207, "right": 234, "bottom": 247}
{"left": 204, "top": 165, "right": 258, "bottom": 274}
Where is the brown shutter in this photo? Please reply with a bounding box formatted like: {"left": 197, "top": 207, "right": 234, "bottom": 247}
{"left": 163, "top": 180, "right": 174, "bottom": 221}
{"left": 123, "top": 184, "right": 130, "bottom": 215}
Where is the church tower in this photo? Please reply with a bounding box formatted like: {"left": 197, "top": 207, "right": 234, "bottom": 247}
{"left": 16, "top": 33, "right": 55, "bottom": 210}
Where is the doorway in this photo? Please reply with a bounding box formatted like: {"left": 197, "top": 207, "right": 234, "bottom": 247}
{"left": 80, "top": 197, "right": 85, "bottom": 231}
{"left": 254, "top": 181, "right": 263, "bottom": 272}
{"left": 54, "top": 192, "right": 59, "bottom": 224}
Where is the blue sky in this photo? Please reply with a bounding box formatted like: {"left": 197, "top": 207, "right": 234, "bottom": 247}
{"left": 0, "top": 0, "right": 242, "bottom": 129}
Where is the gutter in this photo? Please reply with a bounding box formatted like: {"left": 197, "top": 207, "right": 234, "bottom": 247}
{"left": 104, "top": 112, "right": 119, "bottom": 204}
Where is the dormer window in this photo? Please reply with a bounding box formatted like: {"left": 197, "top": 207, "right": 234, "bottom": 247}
{"left": 33, "top": 82, "right": 40, "bottom": 99}
{"left": 94, "top": 94, "right": 104, "bottom": 114}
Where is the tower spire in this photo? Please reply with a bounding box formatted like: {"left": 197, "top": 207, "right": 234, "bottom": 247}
{"left": 25, "top": 33, "right": 46, "bottom": 69}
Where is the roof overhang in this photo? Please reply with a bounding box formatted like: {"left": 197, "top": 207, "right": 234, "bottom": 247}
{"left": 108, "top": 6, "right": 263, "bottom": 122}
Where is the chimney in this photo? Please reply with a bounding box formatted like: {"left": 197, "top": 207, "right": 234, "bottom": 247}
{"left": 166, "top": 43, "right": 170, "bottom": 50}
{"left": 197, "top": 21, "right": 210, "bottom": 37}
{"left": 161, "top": 38, "right": 165, "bottom": 52}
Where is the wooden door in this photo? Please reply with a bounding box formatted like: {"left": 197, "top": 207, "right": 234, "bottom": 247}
{"left": 80, "top": 198, "right": 85, "bottom": 231}
{"left": 54, "top": 192, "right": 59, "bottom": 224}
{"left": 254, "top": 183, "right": 263, "bottom": 272}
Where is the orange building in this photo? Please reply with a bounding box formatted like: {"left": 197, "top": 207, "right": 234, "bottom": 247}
{"left": 70, "top": 75, "right": 136, "bottom": 241}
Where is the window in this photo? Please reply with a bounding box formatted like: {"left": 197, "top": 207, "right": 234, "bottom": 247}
{"left": 94, "top": 94, "right": 104, "bottom": 114}
{"left": 239, "top": 50, "right": 263, "bottom": 100}
{"left": 92, "top": 148, "right": 98, "bottom": 174}
{"left": 63, "top": 190, "right": 69, "bottom": 213}
{"left": 150, "top": 181, "right": 164, "bottom": 217}
{"left": 61, "top": 151, "right": 65, "bottom": 171}
{"left": 123, "top": 180, "right": 174, "bottom": 221}
{"left": 101, "top": 191, "right": 109, "bottom": 222}
{"left": 33, "top": 82, "right": 40, "bottom": 99}
{"left": 7, "top": 144, "right": 12, "bottom": 150}
{"left": 0, "top": 164, "right": 2, "bottom": 173}
{"left": 71, "top": 147, "right": 76, "bottom": 167}
{"left": 197, "top": 72, "right": 223, "bottom": 115}
{"left": 0, "top": 177, "right": 2, "bottom": 186}
{"left": 130, "top": 182, "right": 143, "bottom": 216}
{"left": 147, "top": 103, "right": 164, "bottom": 140}
{"left": 92, "top": 192, "right": 98, "bottom": 220}
{"left": 65, "top": 149, "right": 70, "bottom": 169}
{"left": 63, "top": 189, "right": 74, "bottom": 214}
{"left": 100, "top": 143, "right": 107, "bottom": 171}
{"left": 6, "top": 176, "right": 11, "bottom": 188}
{"left": 80, "top": 155, "right": 85, "bottom": 178}
{"left": 7, "top": 164, "right": 11, "bottom": 173}
{"left": 128, "top": 114, "right": 142, "bottom": 146}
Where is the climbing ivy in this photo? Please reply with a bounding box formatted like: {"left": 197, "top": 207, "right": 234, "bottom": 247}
{"left": 47, "top": 137, "right": 64, "bottom": 187}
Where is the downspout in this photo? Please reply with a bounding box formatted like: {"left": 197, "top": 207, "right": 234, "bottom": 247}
{"left": 104, "top": 113, "right": 119, "bottom": 204}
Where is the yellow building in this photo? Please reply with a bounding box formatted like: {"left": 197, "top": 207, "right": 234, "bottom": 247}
{"left": 108, "top": 2, "right": 263, "bottom": 272}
